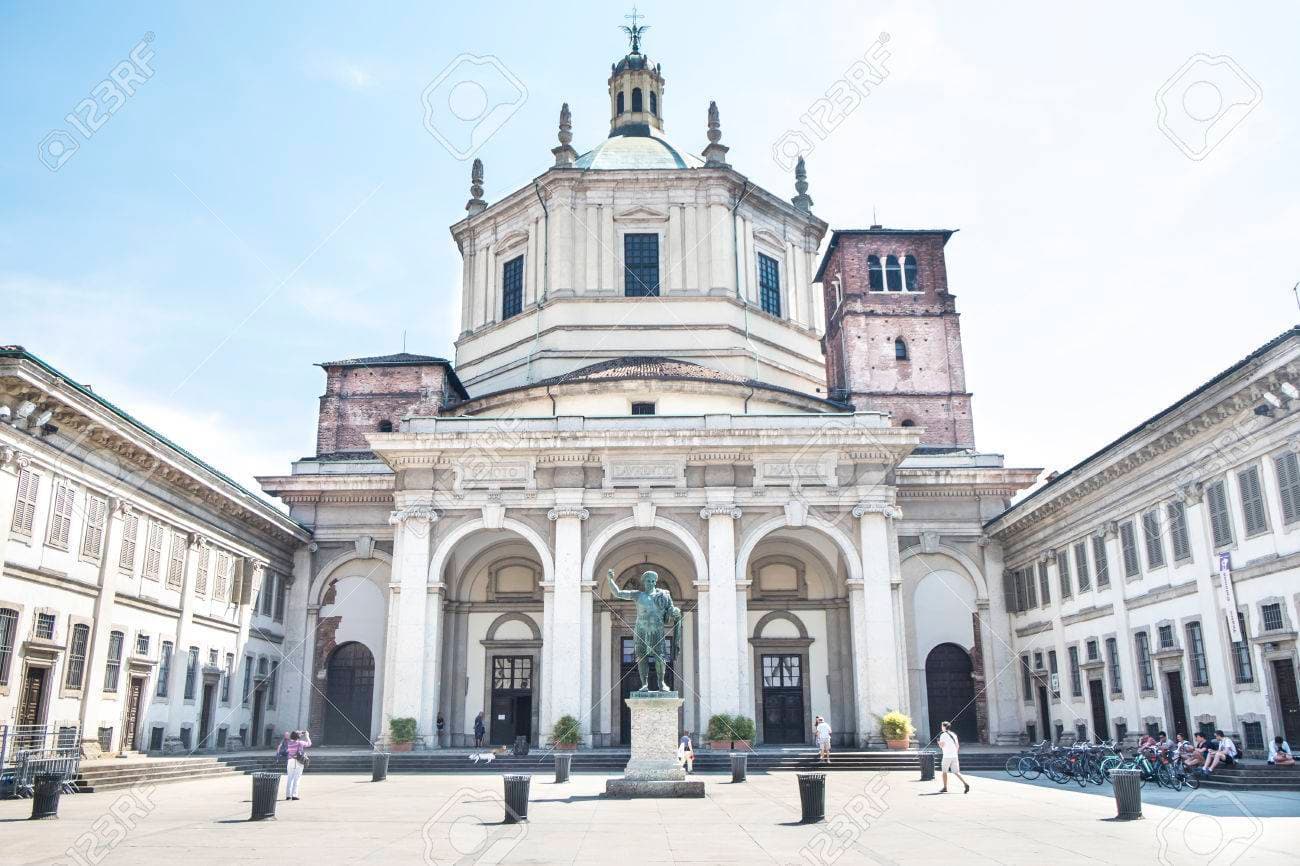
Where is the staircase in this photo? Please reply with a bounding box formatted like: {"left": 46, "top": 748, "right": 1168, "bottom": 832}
{"left": 71, "top": 757, "right": 243, "bottom": 793}
{"left": 1197, "top": 763, "right": 1300, "bottom": 791}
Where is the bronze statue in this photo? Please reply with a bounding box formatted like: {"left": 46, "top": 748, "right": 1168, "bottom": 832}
{"left": 608, "top": 568, "right": 683, "bottom": 693}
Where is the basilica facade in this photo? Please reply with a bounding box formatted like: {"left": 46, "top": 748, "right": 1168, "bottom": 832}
{"left": 256, "top": 34, "right": 1039, "bottom": 749}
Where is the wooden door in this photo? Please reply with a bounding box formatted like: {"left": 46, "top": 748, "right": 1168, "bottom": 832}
{"left": 1273, "top": 659, "right": 1300, "bottom": 746}
{"left": 123, "top": 677, "right": 144, "bottom": 751}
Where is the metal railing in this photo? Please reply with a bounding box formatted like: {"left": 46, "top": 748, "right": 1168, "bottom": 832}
{"left": 1, "top": 725, "right": 83, "bottom": 798}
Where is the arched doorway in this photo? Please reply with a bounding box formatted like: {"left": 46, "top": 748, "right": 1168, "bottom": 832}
{"left": 925, "top": 643, "right": 977, "bottom": 744}
{"left": 324, "top": 642, "right": 374, "bottom": 746}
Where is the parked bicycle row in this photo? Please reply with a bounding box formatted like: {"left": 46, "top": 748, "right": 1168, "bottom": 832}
{"left": 1002, "top": 730, "right": 1240, "bottom": 792}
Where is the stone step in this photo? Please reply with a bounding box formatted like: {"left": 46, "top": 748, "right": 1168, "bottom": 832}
{"left": 72, "top": 764, "right": 242, "bottom": 793}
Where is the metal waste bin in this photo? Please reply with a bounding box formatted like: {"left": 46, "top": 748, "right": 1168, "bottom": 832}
{"left": 1109, "top": 768, "right": 1142, "bottom": 820}
{"left": 731, "top": 752, "right": 748, "bottom": 783}
{"left": 919, "top": 750, "right": 935, "bottom": 782}
{"left": 554, "top": 752, "right": 572, "bottom": 783}
{"left": 250, "top": 772, "right": 280, "bottom": 820}
{"left": 503, "top": 774, "right": 531, "bottom": 823}
{"left": 372, "top": 752, "right": 390, "bottom": 782}
{"left": 513, "top": 735, "right": 529, "bottom": 757}
{"left": 30, "top": 773, "right": 63, "bottom": 820}
{"left": 797, "top": 772, "right": 826, "bottom": 823}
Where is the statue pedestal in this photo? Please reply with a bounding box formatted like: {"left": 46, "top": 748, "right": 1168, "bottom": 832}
{"left": 605, "top": 693, "right": 704, "bottom": 798}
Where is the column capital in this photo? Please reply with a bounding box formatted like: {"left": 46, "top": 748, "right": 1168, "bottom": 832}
{"left": 389, "top": 505, "right": 440, "bottom": 525}
{"left": 0, "top": 446, "right": 30, "bottom": 473}
{"left": 1178, "top": 481, "right": 1204, "bottom": 505}
{"left": 852, "top": 502, "right": 902, "bottom": 520}
{"left": 187, "top": 532, "right": 208, "bottom": 550}
{"left": 699, "top": 504, "right": 741, "bottom": 520}
{"left": 109, "top": 497, "right": 135, "bottom": 518}
{"left": 547, "top": 506, "right": 589, "bottom": 521}
{"left": 1039, "top": 548, "right": 1056, "bottom": 564}
{"left": 1101, "top": 520, "right": 1119, "bottom": 540}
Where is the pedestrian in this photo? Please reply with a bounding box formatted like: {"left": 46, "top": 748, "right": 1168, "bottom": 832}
{"left": 436, "top": 714, "right": 445, "bottom": 746}
{"left": 1268, "top": 736, "right": 1295, "bottom": 766}
{"left": 474, "top": 711, "right": 486, "bottom": 748}
{"left": 1204, "top": 729, "right": 1237, "bottom": 773}
{"left": 284, "top": 729, "right": 312, "bottom": 800}
{"left": 937, "top": 721, "right": 970, "bottom": 794}
{"left": 1188, "top": 732, "right": 1209, "bottom": 769}
{"left": 815, "top": 716, "right": 833, "bottom": 763}
{"left": 678, "top": 730, "right": 695, "bottom": 774}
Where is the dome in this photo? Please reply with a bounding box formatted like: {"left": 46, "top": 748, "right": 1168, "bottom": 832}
{"left": 574, "top": 129, "right": 703, "bottom": 170}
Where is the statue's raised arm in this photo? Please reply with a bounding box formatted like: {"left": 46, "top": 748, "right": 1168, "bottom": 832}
{"left": 607, "top": 568, "right": 638, "bottom": 601}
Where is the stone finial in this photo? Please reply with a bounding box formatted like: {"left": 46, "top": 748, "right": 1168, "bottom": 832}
{"left": 552, "top": 102, "right": 578, "bottom": 168}
{"left": 466, "top": 158, "right": 486, "bottom": 216}
{"left": 701, "top": 100, "right": 730, "bottom": 168}
{"left": 791, "top": 156, "right": 813, "bottom": 212}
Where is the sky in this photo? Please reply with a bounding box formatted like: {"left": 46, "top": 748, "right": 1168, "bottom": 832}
{"left": 1, "top": 1, "right": 1293, "bottom": 504}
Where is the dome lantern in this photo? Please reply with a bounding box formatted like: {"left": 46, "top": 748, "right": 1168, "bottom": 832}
{"left": 608, "top": 8, "right": 665, "bottom": 137}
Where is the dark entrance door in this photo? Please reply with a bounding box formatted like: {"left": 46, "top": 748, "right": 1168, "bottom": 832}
{"left": 761, "top": 654, "right": 805, "bottom": 744}
{"left": 1165, "top": 670, "right": 1190, "bottom": 737}
{"left": 251, "top": 689, "right": 265, "bottom": 747}
{"left": 198, "top": 682, "right": 215, "bottom": 750}
{"left": 18, "top": 666, "right": 48, "bottom": 746}
{"left": 1037, "top": 685, "right": 1051, "bottom": 744}
{"left": 619, "top": 637, "right": 676, "bottom": 745}
{"left": 323, "top": 642, "right": 375, "bottom": 746}
{"left": 123, "top": 677, "right": 144, "bottom": 751}
{"left": 925, "top": 643, "right": 977, "bottom": 743}
{"left": 1088, "top": 679, "right": 1107, "bottom": 743}
{"left": 489, "top": 655, "right": 534, "bottom": 746}
{"left": 1272, "top": 659, "right": 1300, "bottom": 746}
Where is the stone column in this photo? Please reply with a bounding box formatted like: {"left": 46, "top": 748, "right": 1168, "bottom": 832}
{"left": 0, "top": 447, "right": 26, "bottom": 568}
{"left": 978, "top": 537, "right": 1020, "bottom": 743}
{"left": 384, "top": 503, "right": 438, "bottom": 740}
{"left": 545, "top": 499, "right": 587, "bottom": 742}
{"left": 282, "top": 545, "right": 313, "bottom": 731}
{"left": 1101, "top": 521, "right": 1143, "bottom": 734}
{"left": 165, "top": 534, "right": 206, "bottom": 734}
{"left": 852, "top": 502, "right": 905, "bottom": 746}
{"left": 1182, "top": 483, "right": 1238, "bottom": 724}
{"left": 701, "top": 503, "right": 742, "bottom": 716}
{"left": 79, "top": 498, "right": 130, "bottom": 749}
{"left": 420, "top": 581, "right": 446, "bottom": 745}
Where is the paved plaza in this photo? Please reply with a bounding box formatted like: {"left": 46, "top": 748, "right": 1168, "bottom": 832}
{"left": 2, "top": 769, "right": 1298, "bottom": 865}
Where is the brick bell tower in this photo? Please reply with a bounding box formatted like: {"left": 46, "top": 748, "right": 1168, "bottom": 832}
{"left": 816, "top": 227, "right": 975, "bottom": 448}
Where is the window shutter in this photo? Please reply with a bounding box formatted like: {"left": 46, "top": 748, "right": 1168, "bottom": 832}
{"left": 1074, "top": 542, "right": 1091, "bottom": 591}
{"left": 1058, "top": 551, "right": 1072, "bottom": 598}
{"left": 13, "top": 467, "right": 40, "bottom": 534}
{"left": 1276, "top": 452, "right": 1300, "bottom": 525}
{"left": 1206, "top": 481, "right": 1233, "bottom": 547}
{"left": 1237, "top": 467, "right": 1268, "bottom": 536}
{"left": 1092, "top": 535, "right": 1110, "bottom": 586}
{"left": 48, "top": 479, "right": 75, "bottom": 548}
{"left": 1167, "top": 501, "right": 1191, "bottom": 561}
{"left": 165, "top": 531, "right": 186, "bottom": 590}
{"left": 119, "top": 513, "right": 139, "bottom": 572}
{"left": 82, "top": 495, "right": 107, "bottom": 558}
{"left": 195, "top": 548, "right": 209, "bottom": 597}
{"left": 1003, "top": 570, "right": 1018, "bottom": 613}
{"left": 144, "top": 521, "right": 164, "bottom": 580}
{"left": 1120, "top": 521, "right": 1140, "bottom": 577}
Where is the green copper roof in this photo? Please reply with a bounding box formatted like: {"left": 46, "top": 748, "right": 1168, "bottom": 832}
{"left": 575, "top": 129, "right": 703, "bottom": 170}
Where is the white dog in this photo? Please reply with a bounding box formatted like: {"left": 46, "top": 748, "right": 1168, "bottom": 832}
{"left": 469, "top": 747, "right": 509, "bottom": 764}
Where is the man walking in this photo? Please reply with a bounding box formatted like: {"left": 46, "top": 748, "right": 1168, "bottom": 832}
{"left": 815, "top": 716, "right": 833, "bottom": 763}
{"left": 937, "top": 721, "right": 970, "bottom": 794}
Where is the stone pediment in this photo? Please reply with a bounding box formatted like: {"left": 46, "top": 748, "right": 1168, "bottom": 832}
{"left": 612, "top": 205, "right": 670, "bottom": 223}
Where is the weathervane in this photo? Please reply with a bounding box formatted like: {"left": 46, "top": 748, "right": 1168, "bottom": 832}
{"left": 621, "top": 6, "right": 649, "bottom": 53}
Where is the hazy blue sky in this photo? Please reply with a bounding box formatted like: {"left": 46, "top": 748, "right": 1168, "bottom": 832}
{"left": 2, "top": 1, "right": 1293, "bottom": 500}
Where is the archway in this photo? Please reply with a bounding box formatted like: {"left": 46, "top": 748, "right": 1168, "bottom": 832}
{"left": 324, "top": 642, "right": 375, "bottom": 746}
{"left": 925, "top": 643, "right": 976, "bottom": 744}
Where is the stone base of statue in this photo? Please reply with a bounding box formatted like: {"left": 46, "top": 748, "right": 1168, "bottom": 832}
{"left": 605, "top": 693, "right": 704, "bottom": 798}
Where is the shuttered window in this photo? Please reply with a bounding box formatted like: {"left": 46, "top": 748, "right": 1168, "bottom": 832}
{"left": 1186, "top": 621, "right": 1210, "bottom": 688}
{"left": 1142, "top": 509, "right": 1165, "bottom": 569}
{"left": 47, "top": 478, "right": 76, "bottom": 549}
{"left": 81, "top": 495, "right": 107, "bottom": 559}
{"left": 1025, "top": 567, "right": 1038, "bottom": 608}
{"left": 104, "top": 631, "right": 124, "bottom": 692}
{"left": 165, "top": 531, "right": 186, "bottom": 590}
{"left": 1092, "top": 535, "right": 1110, "bottom": 586}
{"left": 119, "top": 511, "right": 139, "bottom": 572}
{"left": 1058, "top": 550, "right": 1072, "bottom": 598}
{"left": 143, "top": 520, "right": 165, "bottom": 580}
{"left": 215, "top": 551, "right": 231, "bottom": 601}
{"left": 1074, "top": 542, "right": 1091, "bottom": 591}
{"left": 11, "top": 466, "right": 40, "bottom": 535}
{"left": 1167, "top": 500, "right": 1191, "bottom": 561}
{"left": 1105, "top": 637, "right": 1122, "bottom": 693}
{"left": 1276, "top": 451, "right": 1300, "bottom": 525}
{"left": 184, "top": 646, "right": 199, "bottom": 700}
{"left": 0, "top": 608, "right": 17, "bottom": 686}
{"left": 1067, "top": 645, "right": 1082, "bottom": 696}
{"left": 1135, "top": 631, "right": 1154, "bottom": 691}
{"left": 1037, "top": 562, "right": 1051, "bottom": 606}
{"left": 194, "top": 546, "right": 209, "bottom": 597}
{"left": 65, "top": 623, "right": 90, "bottom": 689}
{"left": 1206, "top": 480, "right": 1234, "bottom": 548}
{"left": 1119, "top": 521, "right": 1140, "bottom": 577}
{"left": 1236, "top": 466, "right": 1268, "bottom": 537}
{"left": 157, "top": 641, "right": 172, "bottom": 697}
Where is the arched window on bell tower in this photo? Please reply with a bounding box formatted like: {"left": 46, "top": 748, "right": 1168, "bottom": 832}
{"left": 885, "top": 255, "right": 903, "bottom": 291}
{"left": 903, "top": 255, "right": 919, "bottom": 291}
{"left": 632, "top": 87, "right": 643, "bottom": 112}
{"left": 650, "top": 91, "right": 658, "bottom": 115}
{"left": 894, "top": 338, "right": 909, "bottom": 361}
{"left": 617, "top": 91, "right": 625, "bottom": 115}
{"left": 867, "top": 255, "right": 884, "bottom": 291}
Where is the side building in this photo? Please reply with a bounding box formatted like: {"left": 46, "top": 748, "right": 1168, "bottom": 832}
{"left": 0, "top": 347, "right": 308, "bottom": 758}
{"left": 986, "top": 326, "right": 1300, "bottom": 754}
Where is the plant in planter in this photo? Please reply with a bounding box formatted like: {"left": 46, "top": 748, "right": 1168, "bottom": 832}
{"left": 880, "top": 711, "right": 915, "bottom": 750}
{"left": 729, "top": 715, "right": 756, "bottom": 750}
{"left": 389, "top": 717, "right": 418, "bottom": 753}
{"left": 551, "top": 714, "right": 581, "bottom": 750}
{"left": 707, "top": 713, "right": 736, "bottom": 749}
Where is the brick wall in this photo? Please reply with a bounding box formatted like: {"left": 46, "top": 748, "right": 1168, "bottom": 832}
{"left": 820, "top": 230, "right": 976, "bottom": 448}
{"left": 316, "top": 363, "right": 456, "bottom": 455}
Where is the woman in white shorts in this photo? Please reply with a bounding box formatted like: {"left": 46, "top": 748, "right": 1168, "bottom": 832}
{"left": 937, "top": 721, "right": 970, "bottom": 794}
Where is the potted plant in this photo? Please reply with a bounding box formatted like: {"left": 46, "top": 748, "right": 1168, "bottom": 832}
{"left": 730, "top": 715, "right": 756, "bottom": 750}
{"left": 880, "top": 711, "right": 915, "bottom": 750}
{"left": 551, "top": 714, "right": 581, "bottom": 750}
{"left": 707, "top": 713, "right": 735, "bottom": 750}
{"left": 389, "top": 717, "right": 418, "bottom": 753}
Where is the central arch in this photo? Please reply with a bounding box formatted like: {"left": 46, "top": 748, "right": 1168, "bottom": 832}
{"left": 925, "top": 643, "right": 976, "bottom": 744}
{"left": 324, "top": 642, "right": 375, "bottom": 746}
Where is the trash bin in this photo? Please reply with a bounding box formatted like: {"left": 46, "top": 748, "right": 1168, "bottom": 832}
{"left": 554, "top": 752, "right": 572, "bottom": 784}
{"left": 30, "top": 773, "right": 62, "bottom": 820}
{"left": 919, "top": 750, "right": 935, "bottom": 782}
{"left": 250, "top": 772, "right": 280, "bottom": 820}
{"left": 731, "top": 752, "right": 748, "bottom": 783}
{"left": 503, "top": 774, "right": 531, "bottom": 823}
{"left": 372, "top": 752, "right": 390, "bottom": 782}
{"left": 513, "top": 735, "right": 529, "bottom": 757}
{"left": 1109, "top": 768, "right": 1142, "bottom": 820}
{"left": 797, "top": 772, "right": 826, "bottom": 823}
